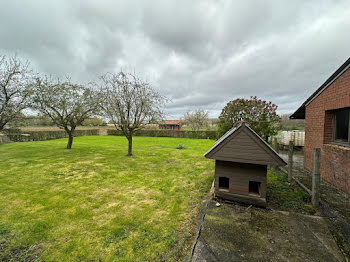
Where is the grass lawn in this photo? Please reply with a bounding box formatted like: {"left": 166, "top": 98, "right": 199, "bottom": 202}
{"left": 0, "top": 136, "right": 215, "bottom": 261}
{"left": 266, "top": 169, "right": 313, "bottom": 214}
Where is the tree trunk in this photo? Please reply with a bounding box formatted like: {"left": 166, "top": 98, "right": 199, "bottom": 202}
{"left": 67, "top": 132, "right": 74, "bottom": 149}
{"left": 65, "top": 127, "right": 76, "bottom": 149}
{"left": 127, "top": 136, "right": 133, "bottom": 156}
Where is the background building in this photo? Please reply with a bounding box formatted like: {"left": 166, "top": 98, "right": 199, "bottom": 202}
{"left": 159, "top": 120, "right": 182, "bottom": 130}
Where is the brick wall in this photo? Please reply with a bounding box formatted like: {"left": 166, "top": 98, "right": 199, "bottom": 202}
{"left": 322, "top": 144, "right": 350, "bottom": 194}
{"left": 323, "top": 111, "right": 333, "bottom": 143}
{"left": 304, "top": 67, "right": 350, "bottom": 194}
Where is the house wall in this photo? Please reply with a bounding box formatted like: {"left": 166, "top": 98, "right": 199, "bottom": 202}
{"left": 214, "top": 160, "right": 267, "bottom": 206}
{"left": 304, "top": 67, "right": 350, "bottom": 194}
{"left": 158, "top": 124, "right": 181, "bottom": 130}
{"left": 322, "top": 144, "right": 350, "bottom": 194}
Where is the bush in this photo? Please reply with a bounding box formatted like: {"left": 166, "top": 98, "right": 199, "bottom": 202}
{"left": 217, "top": 96, "right": 280, "bottom": 141}
{"left": 107, "top": 129, "right": 217, "bottom": 140}
{"left": 1, "top": 128, "right": 21, "bottom": 134}
{"left": 2, "top": 129, "right": 99, "bottom": 142}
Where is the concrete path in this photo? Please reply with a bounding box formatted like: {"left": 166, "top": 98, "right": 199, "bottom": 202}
{"left": 278, "top": 148, "right": 350, "bottom": 258}
{"left": 289, "top": 167, "right": 350, "bottom": 259}
{"left": 191, "top": 200, "right": 345, "bottom": 262}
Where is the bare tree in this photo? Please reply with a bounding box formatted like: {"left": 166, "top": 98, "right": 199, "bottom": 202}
{"left": 99, "top": 71, "right": 167, "bottom": 156}
{"left": 181, "top": 109, "right": 209, "bottom": 131}
{"left": 32, "top": 77, "right": 99, "bottom": 149}
{"left": 0, "top": 55, "right": 34, "bottom": 130}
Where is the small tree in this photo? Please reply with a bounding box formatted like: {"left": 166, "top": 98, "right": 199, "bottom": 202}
{"left": 217, "top": 96, "right": 280, "bottom": 141}
{"left": 0, "top": 55, "right": 34, "bottom": 130}
{"left": 32, "top": 77, "right": 99, "bottom": 149}
{"left": 181, "top": 109, "right": 209, "bottom": 131}
{"left": 99, "top": 71, "right": 167, "bottom": 156}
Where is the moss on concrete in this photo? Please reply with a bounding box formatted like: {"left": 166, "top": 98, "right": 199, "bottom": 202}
{"left": 192, "top": 201, "right": 345, "bottom": 261}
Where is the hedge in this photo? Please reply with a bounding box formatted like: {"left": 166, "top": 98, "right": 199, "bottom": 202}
{"left": 107, "top": 129, "right": 217, "bottom": 140}
{"left": 0, "top": 134, "right": 11, "bottom": 144}
{"left": 0, "top": 128, "right": 217, "bottom": 144}
{"left": 1, "top": 129, "right": 100, "bottom": 143}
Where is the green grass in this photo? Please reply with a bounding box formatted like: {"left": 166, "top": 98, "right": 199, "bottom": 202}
{"left": 267, "top": 169, "right": 313, "bottom": 213}
{"left": 0, "top": 136, "right": 215, "bottom": 261}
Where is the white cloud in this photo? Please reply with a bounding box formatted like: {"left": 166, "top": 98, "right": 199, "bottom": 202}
{"left": 0, "top": 0, "right": 349, "bottom": 118}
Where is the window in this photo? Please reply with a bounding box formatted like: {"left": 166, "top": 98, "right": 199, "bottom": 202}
{"left": 218, "top": 177, "right": 229, "bottom": 190}
{"left": 249, "top": 181, "right": 261, "bottom": 195}
{"left": 334, "top": 107, "right": 350, "bottom": 145}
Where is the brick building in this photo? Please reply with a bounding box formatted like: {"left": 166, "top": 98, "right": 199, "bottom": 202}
{"left": 291, "top": 57, "right": 350, "bottom": 194}
{"left": 158, "top": 120, "right": 182, "bottom": 130}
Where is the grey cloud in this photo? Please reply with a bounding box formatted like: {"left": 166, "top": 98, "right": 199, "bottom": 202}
{"left": 0, "top": 0, "right": 349, "bottom": 118}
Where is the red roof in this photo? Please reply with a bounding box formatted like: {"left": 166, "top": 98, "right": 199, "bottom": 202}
{"left": 159, "top": 120, "right": 181, "bottom": 125}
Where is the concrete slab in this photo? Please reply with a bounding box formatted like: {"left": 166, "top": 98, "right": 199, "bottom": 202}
{"left": 191, "top": 201, "right": 345, "bottom": 262}
{"left": 283, "top": 166, "right": 350, "bottom": 258}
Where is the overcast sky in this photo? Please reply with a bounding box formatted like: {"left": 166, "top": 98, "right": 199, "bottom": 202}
{"left": 1, "top": 0, "right": 349, "bottom": 118}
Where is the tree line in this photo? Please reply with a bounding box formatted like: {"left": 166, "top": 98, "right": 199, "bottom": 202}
{"left": 0, "top": 55, "right": 166, "bottom": 155}
{"left": 1, "top": 54, "right": 281, "bottom": 154}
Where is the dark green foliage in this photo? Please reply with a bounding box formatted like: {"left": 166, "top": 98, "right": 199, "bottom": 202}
{"left": 3, "top": 129, "right": 99, "bottom": 142}
{"left": 1, "top": 128, "right": 21, "bottom": 134}
{"left": 107, "top": 129, "right": 217, "bottom": 139}
{"left": 217, "top": 96, "right": 280, "bottom": 141}
{"left": 1, "top": 129, "right": 217, "bottom": 144}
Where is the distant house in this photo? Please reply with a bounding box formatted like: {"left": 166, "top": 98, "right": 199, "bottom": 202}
{"left": 291, "top": 57, "right": 350, "bottom": 195}
{"left": 159, "top": 120, "right": 182, "bottom": 130}
{"left": 204, "top": 122, "right": 286, "bottom": 207}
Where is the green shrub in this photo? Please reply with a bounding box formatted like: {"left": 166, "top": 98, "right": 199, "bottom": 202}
{"left": 107, "top": 129, "right": 217, "bottom": 140}
{"left": 1, "top": 128, "right": 21, "bottom": 134}
{"left": 2, "top": 129, "right": 100, "bottom": 142}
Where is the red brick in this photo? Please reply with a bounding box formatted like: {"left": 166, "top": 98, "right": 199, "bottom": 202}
{"left": 304, "top": 68, "right": 350, "bottom": 194}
